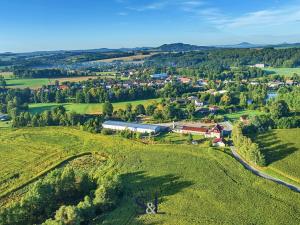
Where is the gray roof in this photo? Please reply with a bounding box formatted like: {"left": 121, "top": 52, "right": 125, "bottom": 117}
{"left": 103, "top": 120, "right": 162, "bottom": 131}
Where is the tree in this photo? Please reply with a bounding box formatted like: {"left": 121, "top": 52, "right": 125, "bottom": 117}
{"left": 208, "top": 95, "right": 216, "bottom": 105}
{"left": 270, "top": 100, "right": 290, "bottom": 119}
{"left": 102, "top": 102, "right": 113, "bottom": 116}
{"left": 54, "top": 206, "right": 81, "bottom": 225}
{"left": 239, "top": 93, "right": 247, "bottom": 107}
{"left": 134, "top": 104, "right": 146, "bottom": 115}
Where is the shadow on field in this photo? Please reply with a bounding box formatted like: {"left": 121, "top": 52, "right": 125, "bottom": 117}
{"left": 257, "top": 131, "right": 297, "bottom": 166}
{"left": 101, "top": 171, "right": 193, "bottom": 225}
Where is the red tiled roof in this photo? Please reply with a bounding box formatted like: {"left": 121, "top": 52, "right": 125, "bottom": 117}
{"left": 213, "top": 138, "right": 224, "bottom": 143}
{"left": 182, "top": 126, "right": 208, "bottom": 133}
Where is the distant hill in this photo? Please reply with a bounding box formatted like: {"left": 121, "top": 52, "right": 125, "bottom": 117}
{"left": 155, "top": 43, "right": 214, "bottom": 52}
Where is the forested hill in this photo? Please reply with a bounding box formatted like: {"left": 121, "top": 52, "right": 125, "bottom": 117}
{"left": 155, "top": 43, "right": 214, "bottom": 52}
{"left": 146, "top": 48, "right": 300, "bottom": 68}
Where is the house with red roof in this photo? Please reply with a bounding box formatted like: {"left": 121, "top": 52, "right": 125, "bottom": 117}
{"left": 212, "top": 138, "right": 225, "bottom": 147}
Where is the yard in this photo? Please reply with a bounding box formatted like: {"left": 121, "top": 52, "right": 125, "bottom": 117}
{"left": 29, "top": 98, "right": 161, "bottom": 114}
{"left": 1, "top": 127, "right": 300, "bottom": 224}
{"left": 256, "top": 128, "right": 300, "bottom": 186}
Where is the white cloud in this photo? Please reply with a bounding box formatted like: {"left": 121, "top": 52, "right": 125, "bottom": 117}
{"left": 223, "top": 6, "right": 300, "bottom": 28}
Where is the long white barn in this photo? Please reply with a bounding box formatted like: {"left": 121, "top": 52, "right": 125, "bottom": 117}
{"left": 102, "top": 120, "right": 164, "bottom": 134}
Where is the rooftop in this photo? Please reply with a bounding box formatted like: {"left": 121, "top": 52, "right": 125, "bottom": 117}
{"left": 103, "top": 120, "right": 163, "bottom": 131}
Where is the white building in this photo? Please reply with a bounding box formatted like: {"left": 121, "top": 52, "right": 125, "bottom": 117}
{"left": 102, "top": 120, "right": 164, "bottom": 134}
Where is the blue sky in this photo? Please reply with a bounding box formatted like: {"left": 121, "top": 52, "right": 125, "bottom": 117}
{"left": 1, "top": 0, "right": 300, "bottom": 52}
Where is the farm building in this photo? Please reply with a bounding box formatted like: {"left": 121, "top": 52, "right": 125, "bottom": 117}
{"left": 212, "top": 138, "right": 226, "bottom": 147}
{"left": 102, "top": 120, "right": 165, "bottom": 134}
{"left": 150, "top": 73, "right": 168, "bottom": 80}
{"left": 173, "top": 124, "right": 224, "bottom": 138}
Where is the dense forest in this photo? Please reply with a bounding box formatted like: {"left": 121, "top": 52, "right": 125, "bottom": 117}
{"left": 146, "top": 48, "right": 300, "bottom": 68}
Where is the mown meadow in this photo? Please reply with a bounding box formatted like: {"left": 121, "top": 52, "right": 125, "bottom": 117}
{"left": 264, "top": 67, "right": 300, "bottom": 77}
{"left": 256, "top": 128, "right": 300, "bottom": 186}
{"left": 28, "top": 98, "right": 161, "bottom": 114}
{"left": 1, "top": 127, "right": 300, "bottom": 224}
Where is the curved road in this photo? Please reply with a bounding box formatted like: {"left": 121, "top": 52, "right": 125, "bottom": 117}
{"left": 230, "top": 146, "right": 300, "bottom": 193}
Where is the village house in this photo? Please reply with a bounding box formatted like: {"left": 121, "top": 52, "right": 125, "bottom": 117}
{"left": 209, "top": 106, "right": 220, "bottom": 113}
{"left": 150, "top": 73, "right": 168, "bottom": 80}
{"left": 212, "top": 138, "right": 226, "bottom": 147}
{"left": 194, "top": 99, "right": 204, "bottom": 107}
{"left": 178, "top": 77, "right": 192, "bottom": 84}
{"left": 173, "top": 124, "right": 224, "bottom": 139}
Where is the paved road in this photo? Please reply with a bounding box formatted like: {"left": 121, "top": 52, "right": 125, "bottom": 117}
{"left": 230, "top": 146, "right": 300, "bottom": 193}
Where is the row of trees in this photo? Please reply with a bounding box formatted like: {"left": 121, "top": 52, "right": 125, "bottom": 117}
{"left": 232, "top": 123, "right": 266, "bottom": 166}
{"left": 13, "top": 68, "right": 89, "bottom": 79}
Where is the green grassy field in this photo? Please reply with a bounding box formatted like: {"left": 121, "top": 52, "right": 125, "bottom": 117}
{"left": 256, "top": 129, "right": 300, "bottom": 186}
{"left": 224, "top": 110, "right": 263, "bottom": 121}
{"left": 29, "top": 98, "right": 161, "bottom": 114}
{"left": 264, "top": 67, "right": 300, "bottom": 77}
{"left": 1, "top": 127, "right": 300, "bottom": 224}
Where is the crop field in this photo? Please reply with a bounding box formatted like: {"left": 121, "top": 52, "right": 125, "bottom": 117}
{"left": 29, "top": 98, "right": 161, "bottom": 114}
{"left": 95, "top": 53, "right": 157, "bottom": 63}
{"left": 5, "top": 76, "right": 100, "bottom": 89}
{"left": 256, "top": 129, "right": 300, "bottom": 186}
{"left": 0, "top": 72, "right": 13, "bottom": 79}
{"left": 1, "top": 127, "right": 300, "bottom": 224}
{"left": 264, "top": 67, "right": 300, "bottom": 77}
{"left": 224, "top": 109, "right": 263, "bottom": 121}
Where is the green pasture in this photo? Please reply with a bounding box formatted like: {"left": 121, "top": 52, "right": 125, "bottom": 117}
{"left": 5, "top": 78, "right": 51, "bottom": 89}
{"left": 224, "top": 109, "right": 263, "bottom": 121}
{"left": 29, "top": 98, "right": 161, "bottom": 114}
{"left": 264, "top": 67, "right": 300, "bottom": 77}
{"left": 1, "top": 127, "right": 300, "bottom": 224}
{"left": 256, "top": 128, "right": 300, "bottom": 186}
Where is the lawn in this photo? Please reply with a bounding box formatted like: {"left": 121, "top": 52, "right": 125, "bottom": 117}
{"left": 264, "top": 67, "right": 300, "bottom": 77}
{"left": 29, "top": 98, "right": 161, "bottom": 114}
{"left": 223, "top": 109, "right": 263, "bottom": 121}
{"left": 1, "top": 127, "right": 300, "bottom": 224}
{"left": 154, "top": 132, "right": 208, "bottom": 145}
{"left": 256, "top": 129, "right": 300, "bottom": 186}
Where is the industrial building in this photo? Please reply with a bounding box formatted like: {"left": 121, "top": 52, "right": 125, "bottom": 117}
{"left": 102, "top": 120, "right": 165, "bottom": 134}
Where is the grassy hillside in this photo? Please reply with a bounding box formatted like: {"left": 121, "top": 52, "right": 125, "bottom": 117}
{"left": 1, "top": 127, "right": 300, "bottom": 224}
{"left": 256, "top": 129, "right": 300, "bottom": 185}
{"left": 29, "top": 98, "right": 160, "bottom": 114}
{"left": 264, "top": 67, "right": 300, "bottom": 77}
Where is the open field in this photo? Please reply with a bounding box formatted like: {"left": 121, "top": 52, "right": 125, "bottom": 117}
{"left": 1, "top": 127, "right": 300, "bottom": 224}
{"left": 5, "top": 76, "right": 100, "bottom": 89}
{"left": 0, "top": 72, "right": 13, "bottom": 79}
{"left": 256, "top": 129, "right": 300, "bottom": 186}
{"left": 95, "top": 53, "right": 156, "bottom": 63}
{"left": 264, "top": 67, "right": 300, "bottom": 77}
{"left": 223, "top": 109, "right": 263, "bottom": 121}
{"left": 29, "top": 98, "right": 160, "bottom": 114}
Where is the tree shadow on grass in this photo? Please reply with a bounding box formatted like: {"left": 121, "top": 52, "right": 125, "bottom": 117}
{"left": 257, "top": 131, "right": 298, "bottom": 166}
{"left": 100, "top": 171, "right": 193, "bottom": 225}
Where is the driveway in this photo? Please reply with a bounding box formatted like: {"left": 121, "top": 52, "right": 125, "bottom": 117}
{"left": 230, "top": 146, "right": 300, "bottom": 193}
